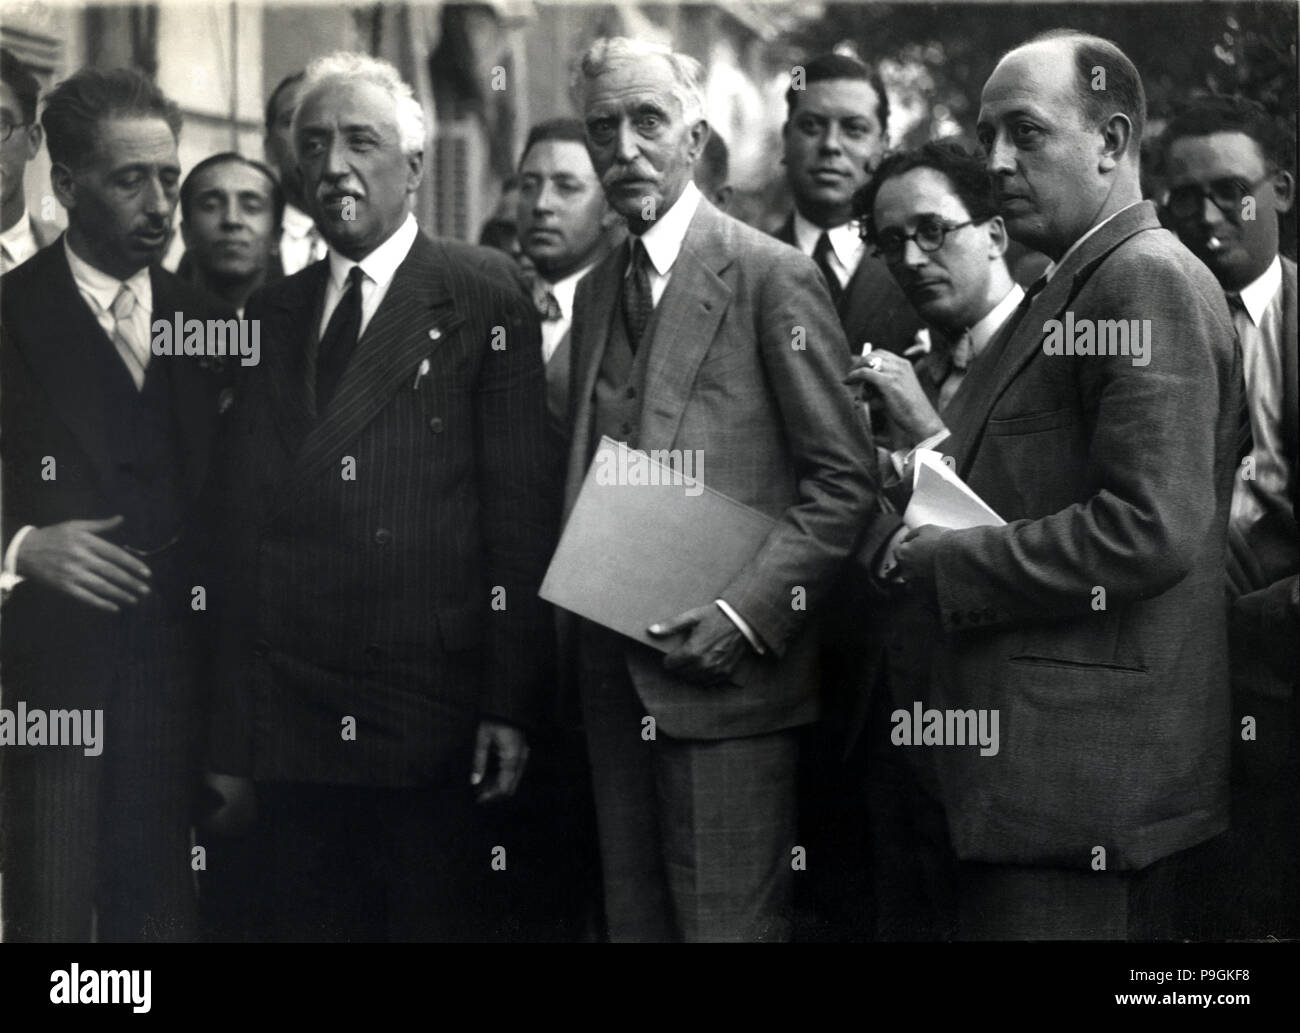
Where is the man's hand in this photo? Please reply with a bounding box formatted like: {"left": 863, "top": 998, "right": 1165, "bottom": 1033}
{"left": 471, "top": 720, "right": 529, "bottom": 803}
{"left": 650, "top": 603, "right": 749, "bottom": 686}
{"left": 15, "top": 516, "right": 151, "bottom": 612}
{"left": 844, "top": 348, "right": 944, "bottom": 447}
{"left": 895, "top": 524, "right": 947, "bottom": 586}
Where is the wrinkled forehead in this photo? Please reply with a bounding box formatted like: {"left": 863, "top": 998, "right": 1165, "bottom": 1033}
{"left": 583, "top": 55, "right": 683, "bottom": 114}
{"left": 296, "top": 77, "right": 398, "bottom": 134}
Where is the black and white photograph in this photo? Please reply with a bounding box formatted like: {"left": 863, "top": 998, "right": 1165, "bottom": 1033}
{"left": 0, "top": 0, "right": 1296, "bottom": 1012}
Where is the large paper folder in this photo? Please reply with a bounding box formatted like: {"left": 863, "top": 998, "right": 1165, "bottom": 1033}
{"left": 540, "top": 437, "right": 776, "bottom": 651}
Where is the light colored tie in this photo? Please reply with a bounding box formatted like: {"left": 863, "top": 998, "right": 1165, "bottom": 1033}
{"left": 937, "top": 329, "right": 973, "bottom": 414}
{"left": 111, "top": 285, "right": 148, "bottom": 390}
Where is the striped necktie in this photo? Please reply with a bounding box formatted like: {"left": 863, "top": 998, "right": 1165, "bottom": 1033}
{"left": 1225, "top": 292, "right": 1255, "bottom": 464}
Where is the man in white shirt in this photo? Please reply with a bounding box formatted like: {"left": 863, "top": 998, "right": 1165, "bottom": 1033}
{"left": 773, "top": 52, "right": 921, "bottom": 357}
{"left": 1160, "top": 93, "right": 1298, "bottom": 940}
{"left": 0, "top": 47, "right": 58, "bottom": 273}
{"left": 263, "top": 70, "right": 327, "bottom": 276}
{"left": 0, "top": 66, "right": 232, "bottom": 942}
{"left": 565, "top": 36, "right": 876, "bottom": 942}
{"left": 516, "top": 116, "right": 620, "bottom": 436}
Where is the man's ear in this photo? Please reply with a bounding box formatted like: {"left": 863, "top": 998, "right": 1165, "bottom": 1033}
{"left": 986, "top": 214, "right": 1009, "bottom": 258}
{"left": 49, "top": 161, "right": 76, "bottom": 212}
{"left": 1270, "top": 169, "right": 1295, "bottom": 215}
{"left": 1098, "top": 113, "right": 1134, "bottom": 173}
{"left": 23, "top": 122, "right": 42, "bottom": 162}
{"left": 689, "top": 120, "right": 710, "bottom": 162}
{"left": 713, "top": 184, "right": 734, "bottom": 211}
{"left": 405, "top": 150, "right": 424, "bottom": 194}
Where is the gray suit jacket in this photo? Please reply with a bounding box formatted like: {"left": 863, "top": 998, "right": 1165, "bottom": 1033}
{"left": 885, "top": 202, "right": 1239, "bottom": 871}
{"left": 564, "top": 199, "right": 878, "bottom": 739}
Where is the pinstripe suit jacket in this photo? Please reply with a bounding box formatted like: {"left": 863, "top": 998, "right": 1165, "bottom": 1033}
{"left": 207, "top": 229, "right": 557, "bottom": 786}
{"left": 564, "top": 199, "right": 879, "bottom": 739}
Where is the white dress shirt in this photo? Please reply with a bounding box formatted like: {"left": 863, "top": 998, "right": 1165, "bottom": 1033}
{"left": 280, "top": 202, "right": 329, "bottom": 276}
{"left": 541, "top": 261, "right": 596, "bottom": 364}
{"left": 1229, "top": 255, "right": 1295, "bottom": 576}
{"left": 317, "top": 212, "right": 419, "bottom": 342}
{"left": 0, "top": 209, "right": 40, "bottom": 273}
{"left": 791, "top": 210, "right": 865, "bottom": 289}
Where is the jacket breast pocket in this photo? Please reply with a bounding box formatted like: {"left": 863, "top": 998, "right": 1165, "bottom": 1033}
{"left": 986, "top": 407, "right": 1076, "bottom": 436}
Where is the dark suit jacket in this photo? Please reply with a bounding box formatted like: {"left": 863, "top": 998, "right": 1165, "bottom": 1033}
{"left": 865, "top": 202, "right": 1239, "bottom": 871}
{"left": 773, "top": 213, "right": 922, "bottom": 357}
{"left": 1, "top": 238, "right": 230, "bottom": 707}
{"left": 565, "top": 198, "right": 878, "bottom": 740}
{"left": 207, "top": 230, "right": 557, "bottom": 787}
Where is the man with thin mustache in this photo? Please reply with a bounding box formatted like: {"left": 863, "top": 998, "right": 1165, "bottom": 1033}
{"left": 1, "top": 67, "right": 232, "bottom": 941}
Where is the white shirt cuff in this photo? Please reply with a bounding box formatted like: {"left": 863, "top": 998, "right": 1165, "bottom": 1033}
{"left": 715, "top": 598, "right": 766, "bottom": 655}
{"left": 0, "top": 525, "right": 36, "bottom": 596}
{"left": 890, "top": 427, "right": 951, "bottom": 479}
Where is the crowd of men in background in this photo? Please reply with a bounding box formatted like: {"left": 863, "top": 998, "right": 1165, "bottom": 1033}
{"left": 0, "top": 27, "right": 1294, "bottom": 942}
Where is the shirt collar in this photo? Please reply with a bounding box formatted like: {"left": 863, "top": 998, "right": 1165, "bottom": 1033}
{"left": 969, "top": 283, "right": 1026, "bottom": 356}
{"left": 1043, "top": 200, "right": 1144, "bottom": 282}
{"left": 1233, "top": 255, "right": 1283, "bottom": 327}
{"left": 281, "top": 203, "right": 317, "bottom": 239}
{"left": 547, "top": 261, "right": 597, "bottom": 321}
{"left": 63, "top": 234, "right": 152, "bottom": 315}
{"left": 635, "top": 180, "right": 702, "bottom": 277}
{"left": 327, "top": 212, "right": 418, "bottom": 293}
{"left": 0, "top": 207, "right": 37, "bottom": 261}
{"left": 792, "top": 210, "right": 863, "bottom": 268}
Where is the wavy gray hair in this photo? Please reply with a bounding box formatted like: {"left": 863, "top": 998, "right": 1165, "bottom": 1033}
{"left": 573, "top": 37, "right": 707, "bottom": 125}
{"left": 295, "top": 51, "right": 426, "bottom": 155}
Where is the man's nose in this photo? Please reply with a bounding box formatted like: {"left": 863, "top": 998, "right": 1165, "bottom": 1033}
{"left": 902, "top": 238, "right": 929, "bottom": 268}
{"left": 615, "top": 119, "right": 640, "bottom": 164}
{"left": 142, "top": 174, "right": 173, "bottom": 218}
{"left": 220, "top": 198, "right": 244, "bottom": 228}
{"left": 819, "top": 123, "right": 844, "bottom": 154}
{"left": 986, "top": 133, "right": 1016, "bottom": 177}
{"left": 322, "top": 137, "right": 351, "bottom": 180}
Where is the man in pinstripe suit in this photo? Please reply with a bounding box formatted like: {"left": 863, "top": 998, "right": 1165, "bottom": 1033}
{"left": 205, "top": 52, "right": 556, "bottom": 941}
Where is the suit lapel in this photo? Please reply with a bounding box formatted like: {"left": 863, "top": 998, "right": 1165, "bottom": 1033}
{"left": 638, "top": 201, "right": 730, "bottom": 452}
{"left": 260, "top": 260, "right": 328, "bottom": 458}
{"left": 11, "top": 244, "right": 120, "bottom": 486}
{"left": 947, "top": 203, "right": 1162, "bottom": 477}
{"left": 565, "top": 247, "right": 625, "bottom": 513}
{"left": 151, "top": 268, "right": 217, "bottom": 499}
{"left": 288, "top": 233, "right": 457, "bottom": 493}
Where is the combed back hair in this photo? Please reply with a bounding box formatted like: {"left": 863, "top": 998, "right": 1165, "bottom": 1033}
{"left": 180, "top": 152, "right": 285, "bottom": 225}
{"left": 520, "top": 116, "right": 588, "bottom": 166}
{"left": 41, "top": 67, "right": 182, "bottom": 170}
{"left": 0, "top": 47, "right": 42, "bottom": 124}
{"left": 573, "top": 37, "right": 707, "bottom": 125}
{"left": 785, "top": 52, "right": 890, "bottom": 136}
{"left": 1023, "top": 29, "right": 1146, "bottom": 144}
{"left": 854, "top": 140, "right": 999, "bottom": 244}
{"left": 698, "top": 130, "right": 729, "bottom": 189}
{"left": 264, "top": 70, "right": 304, "bottom": 131}
{"left": 1160, "top": 93, "right": 1295, "bottom": 175}
{"left": 296, "top": 52, "right": 425, "bottom": 155}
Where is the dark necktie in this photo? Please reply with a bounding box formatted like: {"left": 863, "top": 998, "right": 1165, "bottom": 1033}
{"left": 1225, "top": 292, "right": 1256, "bottom": 465}
{"left": 622, "top": 238, "right": 653, "bottom": 353}
{"left": 316, "top": 265, "right": 365, "bottom": 411}
{"left": 812, "top": 231, "right": 844, "bottom": 307}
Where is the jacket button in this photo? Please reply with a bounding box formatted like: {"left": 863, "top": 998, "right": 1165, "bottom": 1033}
{"left": 373, "top": 528, "right": 393, "bottom": 545}
{"left": 251, "top": 639, "right": 269, "bottom": 658}
{"left": 428, "top": 416, "right": 443, "bottom": 433}
{"left": 625, "top": 386, "right": 636, "bottom": 399}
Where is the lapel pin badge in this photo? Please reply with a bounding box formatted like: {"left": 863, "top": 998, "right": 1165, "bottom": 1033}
{"left": 413, "top": 357, "right": 431, "bottom": 389}
{"left": 427, "top": 327, "right": 442, "bottom": 340}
